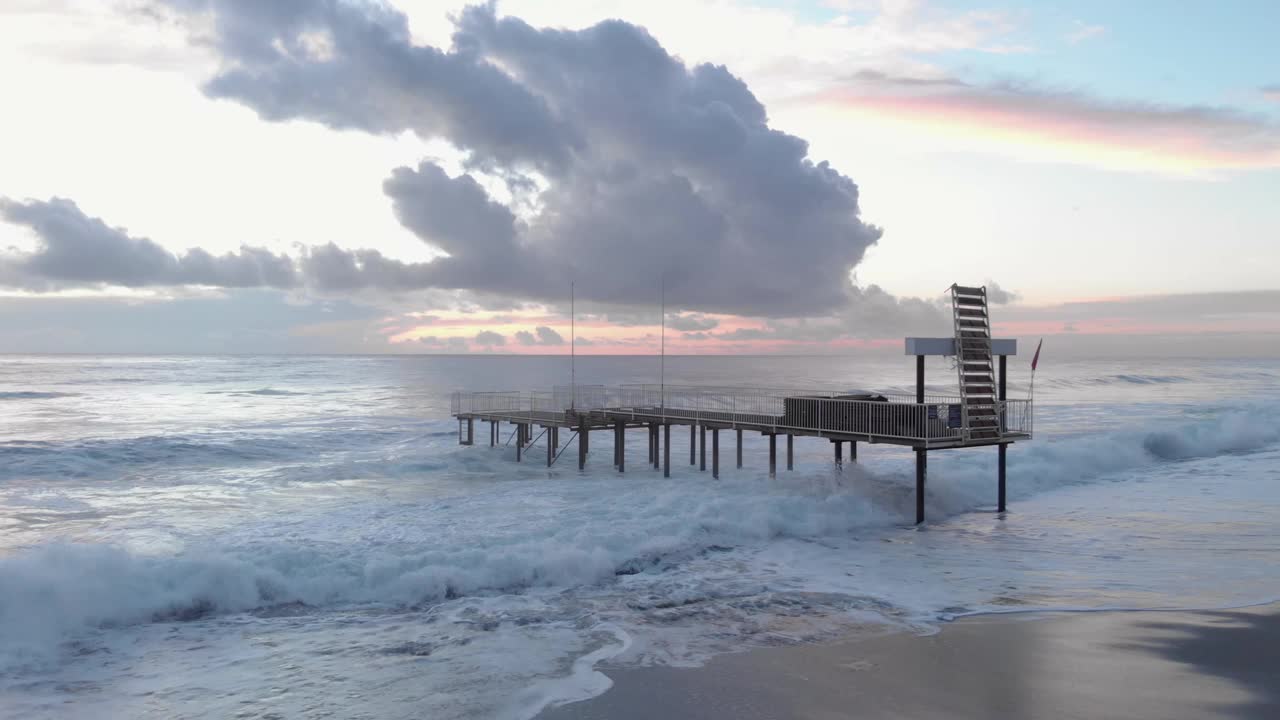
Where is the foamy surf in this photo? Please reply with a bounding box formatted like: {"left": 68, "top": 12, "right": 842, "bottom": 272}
{"left": 1, "top": 354, "right": 1278, "bottom": 719}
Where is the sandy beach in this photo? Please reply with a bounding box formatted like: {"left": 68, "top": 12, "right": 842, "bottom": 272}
{"left": 540, "top": 604, "right": 1280, "bottom": 720}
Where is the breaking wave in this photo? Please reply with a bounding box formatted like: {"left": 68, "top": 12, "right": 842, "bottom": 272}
{"left": 2, "top": 404, "right": 1278, "bottom": 671}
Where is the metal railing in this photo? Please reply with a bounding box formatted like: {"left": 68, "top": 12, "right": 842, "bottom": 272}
{"left": 451, "top": 385, "right": 1032, "bottom": 445}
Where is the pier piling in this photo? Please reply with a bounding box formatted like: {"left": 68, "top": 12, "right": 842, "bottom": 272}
{"left": 768, "top": 434, "right": 777, "bottom": 478}
{"left": 787, "top": 434, "right": 793, "bottom": 470}
{"left": 998, "top": 443, "right": 1007, "bottom": 512}
{"left": 915, "top": 449, "right": 927, "bottom": 524}
{"left": 834, "top": 439, "right": 842, "bottom": 465}
{"left": 617, "top": 421, "right": 625, "bottom": 472}
{"left": 664, "top": 424, "right": 671, "bottom": 478}
{"left": 579, "top": 426, "right": 588, "bottom": 471}
{"left": 690, "top": 424, "right": 696, "bottom": 465}
{"left": 736, "top": 429, "right": 743, "bottom": 469}
{"left": 700, "top": 425, "right": 707, "bottom": 471}
{"left": 712, "top": 428, "right": 720, "bottom": 478}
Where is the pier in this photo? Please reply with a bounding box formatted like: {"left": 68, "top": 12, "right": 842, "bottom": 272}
{"left": 449, "top": 285, "right": 1031, "bottom": 523}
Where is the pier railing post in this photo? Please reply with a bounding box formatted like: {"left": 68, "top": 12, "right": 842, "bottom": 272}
{"left": 915, "top": 448, "right": 927, "bottom": 524}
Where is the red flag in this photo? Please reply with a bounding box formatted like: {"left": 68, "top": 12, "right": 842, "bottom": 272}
{"left": 1031, "top": 338, "right": 1043, "bottom": 371}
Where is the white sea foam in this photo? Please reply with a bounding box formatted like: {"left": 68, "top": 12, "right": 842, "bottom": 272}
{"left": 1, "top": 355, "right": 1278, "bottom": 719}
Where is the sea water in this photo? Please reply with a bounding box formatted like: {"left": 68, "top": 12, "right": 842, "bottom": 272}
{"left": 1, "top": 353, "right": 1278, "bottom": 719}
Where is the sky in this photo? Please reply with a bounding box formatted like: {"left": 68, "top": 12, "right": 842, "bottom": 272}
{"left": 0, "top": 0, "right": 1277, "bottom": 356}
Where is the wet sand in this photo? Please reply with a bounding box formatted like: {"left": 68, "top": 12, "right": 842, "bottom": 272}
{"left": 539, "top": 604, "right": 1280, "bottom": 720}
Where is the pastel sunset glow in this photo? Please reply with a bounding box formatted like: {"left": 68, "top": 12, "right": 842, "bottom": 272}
{"left": 0, "top": 1, "right": 1276, "bottom": 356}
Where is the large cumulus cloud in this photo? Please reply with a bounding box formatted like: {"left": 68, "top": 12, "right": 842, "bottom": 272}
{"left": 152, "top": 0, "right": 882, "bottom": 317}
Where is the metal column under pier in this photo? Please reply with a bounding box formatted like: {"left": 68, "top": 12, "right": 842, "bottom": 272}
{"left": 712, "top": 429, "right": 719, "bottom": 478}
{"left": 736, "top": 429, "right": 743, "bottom": 469}
{"left": 664, "top": 424, "right": 671, "bottom": 478}
{"left": 786, "top": 434, "right": 793, "bottom": 470}
{"left": 690, "top": 424, "right": 696, "bottom": 465}
{"left": 850, "top": 441, "right": 857, "bottom": 461}
{"left": 547, "top": 429, "right": 553, "bottom": 468}
{"left": 616, "top": 421, "right": 625, "bottom": 473}
{"left": 915, "top": 449, "right": 927, "bottom": 524}
{"left": 699, "top": 425, "right": 706, "bottom": 471}
{"left": 834, "top": 439, "right": 842, "bottom": 464}
{"left": 516, "top": 424, "right": 523, "bottom": 462}
{"left": 768, "top": 434, "right": 777, "bottom": 478}
{"left": 998, "top": 443, "right": 1007, "bottom": 512}
{"left": 579, "top": 426, "right": 589, "bottom": 471}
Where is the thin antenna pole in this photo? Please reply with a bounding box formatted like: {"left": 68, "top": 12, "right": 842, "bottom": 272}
{"left": 570, "top": 281, "right": 575, "bottom": 410}
{"left": 660, "top": 274, "right": 665, "bottom": 410}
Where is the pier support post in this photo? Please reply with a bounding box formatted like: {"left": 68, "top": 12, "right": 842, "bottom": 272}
{"left": 736, "top": 429, "right": 743, "bottom": 469}
{"left": 851, "top": 441, "right": 857, "bottom": 462}
{"left": 712, "top": 429, "right": 720, "bottom": 478}
{"left": 664, "top": 424, "right": 671, "bottom": 478}
{"left": 579, "top": 427, "right": 589, "bottom": 471}
{"left": 690, "top": 424, "right": 696, "bottom": 465}
{"left": 647, "top": 424, "right": 654, "bottom": 467}
{"left": 700, "top": 425, "right": 707, "bottom": 471}
{"left": 768, "top": 434, "right": 777, "bottom": 478}
{"left": 998, "top": 443, "right": 1007, "bottom": 512}
{"left": 915, "top": 449, "right": 927, "bottom": 525}
{"left": 916, "top": 355, "right": 925, "bottom": 404}
{"left": 833, "top": 439, "right": 842, "bottom": 465}
{"left": 653, "top": 424, "right": 661, "bottom": 470}
{"left": 466, "top": 418, "right": 474, "bottom": 446}
{"left": 786, "top": 434, "right": 793, "bottom": 471}
{"left": 490, "top": 421, "right": 496, "bottom": 447}
{"left": 516, "top": 425, "right": 523, "bottom": 462}
{"left": 547, "top": 428, "right": 554, "bottom": 468}
{"left": 616, "top": 421, "right": 625, "bottom": 472}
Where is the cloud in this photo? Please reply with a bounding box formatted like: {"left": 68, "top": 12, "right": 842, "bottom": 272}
{"left": 665, "top": 312, "right": 719, "bottom": 331}
{"left": 1065, "top": 20, "right": 1105, "bottom": 44}
{"left": 154, "top": 1, "right": 882, "bottom": 317}
{"left": 514, "top": 325, "right": 565, "bottom": 346}
{"left": 1262, "top": 85, "right": 1280, "bottom": 103}
{"left": 418, "top": 335, "right": 469, "bottom": 351}
{"left": 474, "top": 329, "right": 505, "bottom": 346}
{"left": 985, "top": 281, "right": 1020, "bottom": 305}
{"left": 0, "top": 197, "right": 297, "bottom": 291}
{"left": 810, "top": 70, "right": 1280, "bottom": 173}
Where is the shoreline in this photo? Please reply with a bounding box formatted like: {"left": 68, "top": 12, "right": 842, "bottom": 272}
{"left": 538, "top": 603, "right": 1280, "bottom": 719}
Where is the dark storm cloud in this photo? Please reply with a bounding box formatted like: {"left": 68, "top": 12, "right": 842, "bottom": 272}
{"left": 0, "top": 197, "right": 296, "bottom": 290}
{"left": 156, "top": 1, "right": 883, "bottom": 317}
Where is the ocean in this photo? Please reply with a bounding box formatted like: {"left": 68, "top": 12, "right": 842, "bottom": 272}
{"left": 1, "top": 353, "right": 1278, "bottom": 719}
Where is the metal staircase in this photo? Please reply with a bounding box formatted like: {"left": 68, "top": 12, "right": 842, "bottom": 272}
{"left": 950, "top": 285, "right": 1001, "bottom": 442}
